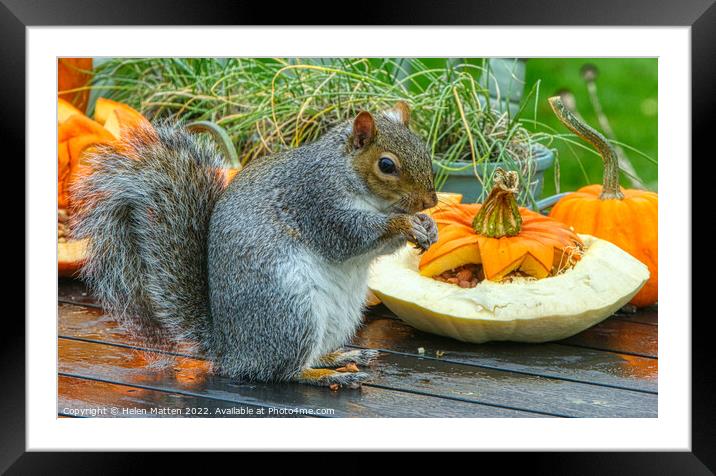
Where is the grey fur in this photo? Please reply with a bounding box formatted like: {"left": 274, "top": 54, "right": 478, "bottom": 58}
{"left": 71, "top": 111, "right": 436, "bottom": 384}
{"left": 70, "top": 125, "right": 225, "bottom": 349}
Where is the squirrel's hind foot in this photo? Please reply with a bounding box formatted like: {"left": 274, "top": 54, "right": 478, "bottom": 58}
{"left": 315, "top": 348, "right": 380, "bottom": 368}
{"left": 295, "top": 367, "right": 371, "bottom": 388}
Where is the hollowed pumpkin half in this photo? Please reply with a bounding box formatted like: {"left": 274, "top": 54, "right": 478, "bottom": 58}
{"left": 369, "top": 235, "right": 649, "bottom": 343}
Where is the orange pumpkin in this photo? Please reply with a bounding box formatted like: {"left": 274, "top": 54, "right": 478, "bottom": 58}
{"left": 58, "top": 58, "right": 93, "bottom": 113}
{"left": 94, "top": 97, "right": 153, "bottom": 139}
{"left": 547, "top": 97, "right": 657, "bottom": 307}
{"left": 420, "top": 169, "right": 583, "bottom": 281}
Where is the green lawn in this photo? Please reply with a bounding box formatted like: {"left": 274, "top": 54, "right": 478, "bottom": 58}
{"left": 522, "top": 58, "right": 658, "bottom": 195}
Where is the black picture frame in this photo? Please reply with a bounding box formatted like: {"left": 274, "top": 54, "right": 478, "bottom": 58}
{"left": 9, "top": 0, "right": 708, "bottom": 470}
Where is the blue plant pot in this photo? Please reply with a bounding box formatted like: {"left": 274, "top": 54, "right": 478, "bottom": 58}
{"left": 433, "top": 144, "right": 556, "bottom": 210}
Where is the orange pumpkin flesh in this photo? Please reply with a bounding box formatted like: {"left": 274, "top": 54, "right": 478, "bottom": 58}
{"left": 58, "top": 98, "right": 83, "bottom": 123}
{"left": 94, "top": 97, "right": 152, "bottom": 131}
{"left": 101, "top": 104, "right": 154, "bottom": 140}
{"left": 547, "top": 97, "right": 657, "bottom": 307}
{"left": 59, "top": 111, "right": 115, "bottom": 142}
{"left": 420, "top": 169, "right": 583, "bottom": 282}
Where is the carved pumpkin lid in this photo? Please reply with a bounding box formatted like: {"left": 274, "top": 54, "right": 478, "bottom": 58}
{"left": 420, "top": 169, "right": 583, "bottom": 281}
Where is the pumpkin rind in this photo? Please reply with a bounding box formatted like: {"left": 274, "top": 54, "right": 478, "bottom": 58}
{"left": 369, "top": 235, "right": 649, "bottom": 343}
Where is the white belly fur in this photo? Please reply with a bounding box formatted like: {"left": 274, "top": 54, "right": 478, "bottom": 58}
{"left": 291, "top": 251, "right": 373, "bottom": 366}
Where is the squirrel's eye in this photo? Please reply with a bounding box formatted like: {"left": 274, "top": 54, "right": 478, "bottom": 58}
{"left": 378, "top": 157, "right": 397, "bottom": 175}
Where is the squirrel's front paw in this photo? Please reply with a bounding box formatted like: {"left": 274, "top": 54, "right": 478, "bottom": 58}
{"left": 408, "top": 213, "right": 438, "bottom": 252}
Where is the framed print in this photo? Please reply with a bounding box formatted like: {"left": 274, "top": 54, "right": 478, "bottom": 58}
{"left": 9, "top": 0, "right": 711, "bottom": 470}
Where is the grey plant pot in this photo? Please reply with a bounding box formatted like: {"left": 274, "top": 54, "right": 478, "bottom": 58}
{"left": 432, "top": 144, "right": 557, "bottom": 209}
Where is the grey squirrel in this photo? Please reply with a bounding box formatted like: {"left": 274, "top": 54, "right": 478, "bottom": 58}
{"left": 71, "top": 102, "right": 438, "bottom": 387}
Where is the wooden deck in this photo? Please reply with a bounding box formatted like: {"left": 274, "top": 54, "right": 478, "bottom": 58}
{"left": 58, "top": 278, "right": 657, "bottom": 418}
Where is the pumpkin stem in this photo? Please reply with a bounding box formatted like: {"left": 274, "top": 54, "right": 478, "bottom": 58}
{"left": 472, "top": 168, "right": 522, "bottom": 237}
{"left": 548, "top": 96, "right": 624, "bottom": 200}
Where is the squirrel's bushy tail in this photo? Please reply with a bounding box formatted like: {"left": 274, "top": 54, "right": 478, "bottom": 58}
{"left": 70, "top": 124, "right": 227, "bottom": 350}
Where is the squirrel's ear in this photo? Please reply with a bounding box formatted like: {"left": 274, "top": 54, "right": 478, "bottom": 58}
{"left": 385, "top": 101, "right": 411, "bottom": 127}
{"left": 352, "top": 111, "right": 376, "bottom": 149}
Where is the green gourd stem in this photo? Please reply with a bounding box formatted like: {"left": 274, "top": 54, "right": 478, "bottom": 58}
{"left": 548, "top": 96, "right": 624, "bottom": 200}
{"left": 472, "top": 168, "right": 522, "bottom": 237}
{"left": 186, "top": 121, "right": 242, "bottom": 171}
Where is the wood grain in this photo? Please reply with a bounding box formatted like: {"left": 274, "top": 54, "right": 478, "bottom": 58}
{"left": 59, "top": 303, "right": 656, "bottom": 417}
{"left": 356, "top": 316, "right": 657, "bottom": 392}
{"left": 58, "top": 336, "right": 542, "bottom": 418}
{"left": 558, "top": 318, "right": 657, "bottom": 358}
{"left": 59, "top": 375, "right": 284, "bottom": 418}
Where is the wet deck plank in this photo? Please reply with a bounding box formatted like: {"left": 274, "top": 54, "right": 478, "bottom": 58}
{"left": 59, "top": 336, "right": 541, "bottom": 418}
{"left": 558, "top": 318, "right": 657, "bottom": 358}
{"left": 59, "top": 375, "right": 290, "bottom": 418}
{"left": 58, "top": 280, "right": 657, "bottom": 418}
{"left": 354, "top": 316, "right": 656, "bottom": 393}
